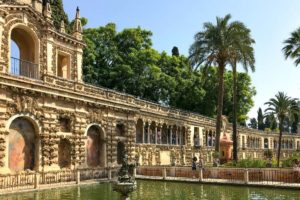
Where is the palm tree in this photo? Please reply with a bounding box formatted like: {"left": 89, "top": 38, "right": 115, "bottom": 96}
{"left": 230, "top": 27, "right": 255, "bottom": 162}
{"left": 189, "top": 14, "right": 253, "bottom": 153}
{"left": 283, "top": 28, "right": 300, "bottom": 66}
{"left": 264, "top": 92, "right": 299, "bottom": 167}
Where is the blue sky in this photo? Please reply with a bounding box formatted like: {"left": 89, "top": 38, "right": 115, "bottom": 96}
{"left": 64, "top": 0, "right": 300, "bottom": 120}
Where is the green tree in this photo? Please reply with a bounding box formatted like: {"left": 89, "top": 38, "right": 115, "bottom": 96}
{"left": 257, "top": 108, "right": 264, "bottom": 130}
{"left": 82, "top": 24, "right": 175, "bottom": 102}
{"left": 82, "top": 23, "right": 256, "bottom": 133}
{"left": 292, "top": 114, "right": 299, "bottom": 133}
{"left": 248, "top": 118, "right": 257, "bottom": 129}
{"left": 264, "top": 115, "right": 271, "bottom": 129}
{"left": 172, "top": 46, "right": 180, "bottom": 57}
{"left": 50, "top": 0, "right": 70, "bottom": 31}
{"left": 189, "top": 14, "right": 252, "bottom": 153}
{"left": 223, "top": 71, "right": 256, "bottom": 124}
{"left": 265, "top": 92, "right": 299, "bottom": 167}
{"left": 229, "top": 23, "right": 255, "bottom": 162}
{"left": 271, "top": 115, "right": 278, "bottom": 131}
{"left": 283, "top": 27, "right": 300, "bottom": 66}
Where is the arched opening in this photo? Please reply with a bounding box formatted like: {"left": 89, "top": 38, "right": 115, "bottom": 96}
{"left": 117, "top": 142, "right": 125, "bottom": 165}
{"left": 10, "top": 26, "right": 39, "bottom": 79}
{"left": 58, "top": 138, "right": 72, "bottom": 169}
{"left": 181, "top": 127, "right": 186, "bottom": 145}
{"left": 8, "top": 117, "right": 37, "bottom": 172}
{"left": 194, "top": 127, "right": 200, "bottom": 147}
{"left": 208, "top": 131, "right": 213, "bottom": 147}
{"left": 86, "top": 125, "right": 106, "bottom": 167}
{"left": 264, "top": 138, "right": 269, "bottom": 149}
{"left": 172, "top": 125, "right": 177, "bottom": 145}
{"left": 144, "top": 122, "right": 149, "bottom": 143}
{"left": 157, "top": 124, "right": 161, "bottom": 144}
{"left": 150, "top": 122, "right": 156, "bottom": 144}
{"left": 274, "top": 140, "right": 278, "bottom": 149}
{"left": 161, "top": 124, "right": 168, "bottom": 144}
{"left": 136, "top": 119, "right": 143, "bottom": 144}
{"left": 57, "top": 53, "right": 71, "bottom": 79}
{"left": 116, "top": 123, "right": 125, "bottom": 137}
{"left": 242, "top": 136, "right": 246, "bottom": 149}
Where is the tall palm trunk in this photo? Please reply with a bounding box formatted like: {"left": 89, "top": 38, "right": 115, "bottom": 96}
{"left": 277, "top": 118, "right": 284, "bottom": 167}
{"left": 232, "top": 62, "right": 238, "bottom": 162}
{"left": 215, "top": 63, "right": 225, "bottom": 153}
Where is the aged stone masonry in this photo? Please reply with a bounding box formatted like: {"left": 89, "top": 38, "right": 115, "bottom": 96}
{"left": 0, "top": 0, "right": 299, "bottom": 175}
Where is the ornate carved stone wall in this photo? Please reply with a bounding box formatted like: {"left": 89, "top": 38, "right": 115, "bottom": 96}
{"left": 0, "top": 1, "right": 299, "bottom": 175}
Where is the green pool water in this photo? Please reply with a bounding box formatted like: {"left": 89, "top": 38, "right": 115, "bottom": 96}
{"left": 2, "top": 180, "right": 300, "bottom": 200}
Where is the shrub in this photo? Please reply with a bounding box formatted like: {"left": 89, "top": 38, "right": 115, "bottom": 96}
{"left": 222, "top": 159, "right": 268, "bottom": 168}
{"left": 237, "top": 159, "right": 267, "bottom": 168}
{"left": 281, "top": 152, "right": 300, "bottom": 167}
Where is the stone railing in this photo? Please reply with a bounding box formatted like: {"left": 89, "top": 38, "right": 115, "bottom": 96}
{"left": 0, "top": 171, "right": 36, "bottom": 191}
{"left": 136, "top": 166, "right": 300, "bottom": 186}
{"left": 0, "top": 167, "right": 119, "bottom": 194}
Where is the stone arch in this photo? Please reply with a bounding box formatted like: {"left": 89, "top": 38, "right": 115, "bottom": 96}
{"left": 171, "top": 125, "right": 177, "bottom": 145}
{"left": 181, "top": 127, "right": 186, "bottom": 145}
{"left": 208, "top": 130, "right": 213, "bottom": 147}
{"left": 136, "top": 119, "right": 143, "bottom": 144}
{"left": 161, "top": 123, "right": 168, "bottom": 144}
{"left": 144, "top": 122, "right": 149, "bottom": 143}
{"left": 7, "top": 116, "right": 39, "bottom": 172}
{"left": 194, "top": 127, "right": 200, "bottom": 147}
{"left": 150, "top": 121, "right": 156, "bottom": 144}
{"left": 9, "top": 23, "right": 40, "bottom": 78}
{"left": 117, "top": 142, "right": 125, "bottom": 165}
{"left": 86, "top": 124, "right": 106, "bottom": 167}
{"left": 58, "top": 138, "right": 72, "bottom": 169}
{"left": 264, "top": 138, "right": 269, "bottom": 149}
{"left": 156, "top": 123, "right": 162, "bottom": 144}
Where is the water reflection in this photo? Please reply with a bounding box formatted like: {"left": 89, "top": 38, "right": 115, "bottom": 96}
{"left": 2, "top": 181, "right": 300, "bottom": 200}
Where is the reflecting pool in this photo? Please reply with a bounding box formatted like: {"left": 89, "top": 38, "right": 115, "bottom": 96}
{"left": 2, "top": 180, "right": 300, "bottom": 200}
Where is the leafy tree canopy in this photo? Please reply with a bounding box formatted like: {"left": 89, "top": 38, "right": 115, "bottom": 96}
{"left": 248, "top": 118, "right": 257, "bottom": 129}
{"left": 257, "top": 107, "right": 264, "bottom": 130}
{"left": 82, "top": 23, "right": 256, "bottom": 125}
{"left": 50, "top": 0, "right": 69, "bottom": 31}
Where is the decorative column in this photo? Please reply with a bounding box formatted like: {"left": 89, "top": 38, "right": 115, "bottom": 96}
{"left": 127, "top": 119, "right": 136, "bottom": 162}
{"left": 147, "top": 121, "right": 150, "bottom": 144}
{"left": 142, "top": 121, "right": 145, "bottom": 144}
{"left": 45, "top": 34, "right": 54, "bottom": 76}
{"left": 0, "top": 14, "right": 5, "bottom": 70}
{"left": 0, "top": 10, "right": 5, "bottom": 73}
{"left": 155, "top": 125, "right": 158, "bottom": 144}
{"left": 157, "top": 124, "right": 162, "bottom": 145}
{"left": 170, "top": 126, "right": 173, "bottom": 145}
{"left": 178, "top": 127, "right": 180, "bottom": 145}
{"left": 0, "top": 130, "right": 8, "bottom": 174}
{"left": 176, "top": 126, "right": 179, "bottom": 145}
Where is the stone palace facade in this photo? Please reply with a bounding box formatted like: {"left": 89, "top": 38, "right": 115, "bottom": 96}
{"left": 0, "top": 0, "right": 299, "bottom": 174}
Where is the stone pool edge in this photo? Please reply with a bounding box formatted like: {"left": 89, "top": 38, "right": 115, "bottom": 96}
{"left": 0, "top": 179, "right": 110, "bottom": 196}
{"left": 135, "top": 175, "right": 300, "bottom": 190}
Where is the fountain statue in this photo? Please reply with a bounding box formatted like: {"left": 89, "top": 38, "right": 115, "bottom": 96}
{"left": 112, "top": 151, "right": 137, "bottom": 200}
